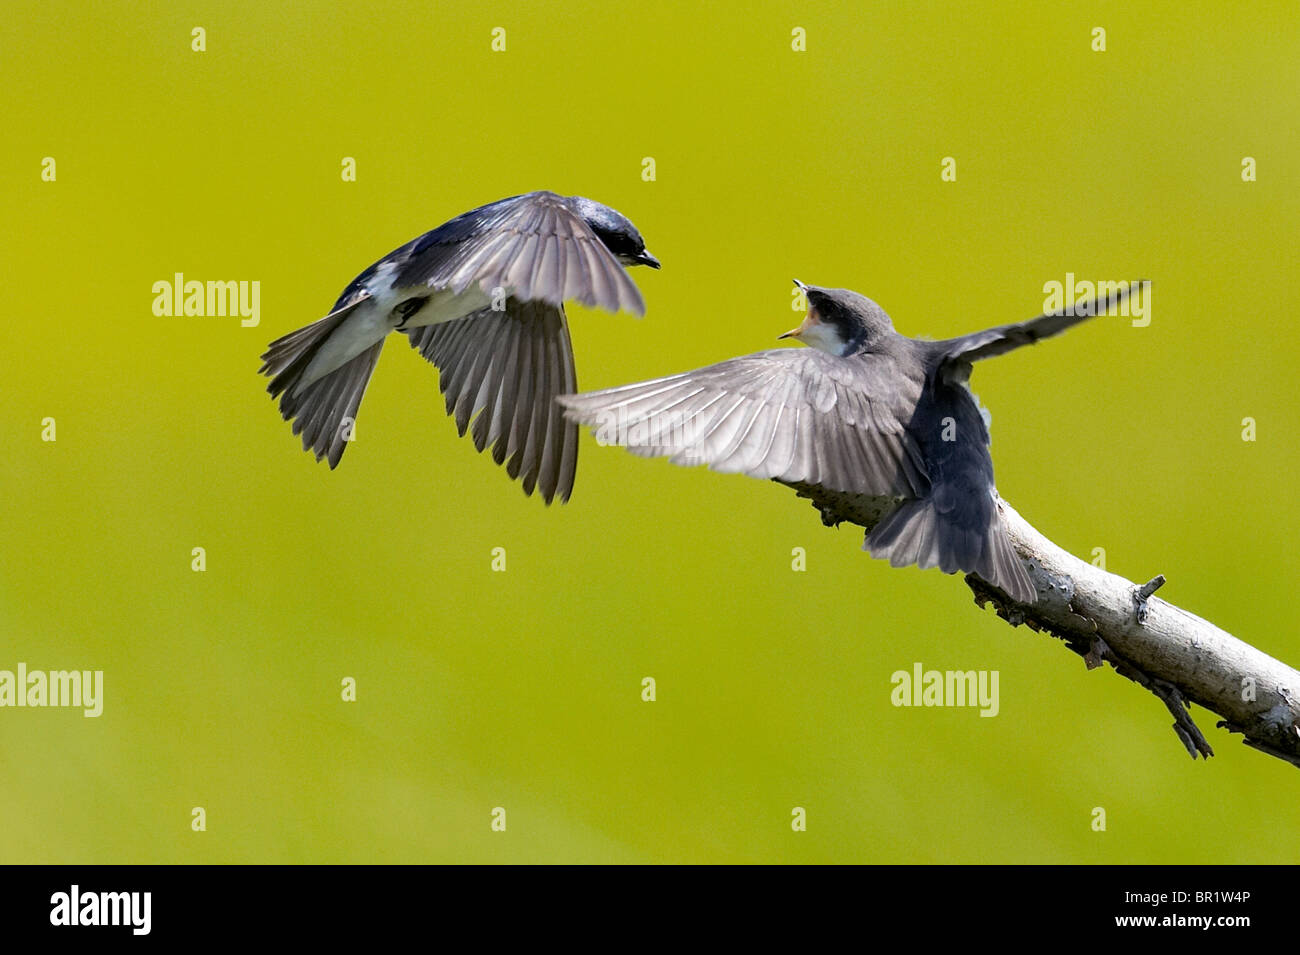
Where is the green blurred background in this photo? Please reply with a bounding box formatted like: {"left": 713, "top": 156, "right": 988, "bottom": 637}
{"left": 3, "top": 0, "right": 1297, "bottom": 863}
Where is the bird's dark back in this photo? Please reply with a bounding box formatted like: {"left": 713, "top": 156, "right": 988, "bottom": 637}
{"left": 905, "top": 342, "right": 998, "bottom": 527}
{"left": 330, "top": 194, "right": 534, "bottom": 311}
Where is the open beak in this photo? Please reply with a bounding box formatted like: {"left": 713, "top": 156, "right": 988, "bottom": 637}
{"left": 635, "top": 250, "right": 661, "bottom": 269}
{"left": 779, "top": 306, "right": 820, "bottom": 341}
{"left": 782, "top": 279, "right": 813, "bottom": 338}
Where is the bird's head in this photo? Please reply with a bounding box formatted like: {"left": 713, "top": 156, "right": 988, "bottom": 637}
{"left": 571, "top": 197, "right": 660, "bottom": 269}
{"left": 780, "top": 281, "right": 893, "bottom": 356}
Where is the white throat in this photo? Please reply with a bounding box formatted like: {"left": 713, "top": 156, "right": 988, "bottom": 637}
{"left": 800, "top": 321, "right": 853, "bottom": 356}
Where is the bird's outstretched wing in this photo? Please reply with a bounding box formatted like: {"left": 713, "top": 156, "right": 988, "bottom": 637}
{"left": 558, "top": 348, "right": 930, "bottom": 499}
{"left": 404, "top": 300, "right": 579, "bottom": 504}
{"left": 933, "top": 280, "right": 1146, "bottom": 371}
{"left": 337, "top": 191, "right": 646, "bottom": 316}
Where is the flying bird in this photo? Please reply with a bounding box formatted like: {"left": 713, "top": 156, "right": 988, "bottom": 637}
{"left": 559, "top": 280, "right": 1144, "bottom": 602}
{"left": 259, "top": 191, "right": 659, "bottom": 502}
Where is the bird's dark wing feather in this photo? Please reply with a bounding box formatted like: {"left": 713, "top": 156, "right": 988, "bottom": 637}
{"left": 343, "top": 191, "right": 644, "bottom": 316}
{"left": 558, "top": 348, "right": 930, "bottom": 499}
{"left": 404, "top": 299, "right": 579, "bottom": 504}
{"left": 933, "top": 280, "right": 1145, "bottom": 371}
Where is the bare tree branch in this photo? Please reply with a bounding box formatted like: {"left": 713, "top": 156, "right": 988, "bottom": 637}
{"left": 790, "top": 486, "right": 1300, "bottom": 769}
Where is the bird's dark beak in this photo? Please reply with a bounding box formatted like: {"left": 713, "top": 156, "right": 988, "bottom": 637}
{"left": 635, "top": 250, "right": 661, "bottom": 269}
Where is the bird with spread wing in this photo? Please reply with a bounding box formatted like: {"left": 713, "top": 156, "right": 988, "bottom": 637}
{"left": 559, "top": 281, "right": 1145, "bottom": 602}
{"left": 259, "top": 191, "right": 659, "bottom": 503}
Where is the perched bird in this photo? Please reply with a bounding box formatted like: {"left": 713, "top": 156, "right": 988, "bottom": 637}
{"left": 259, "top": 191, "right": 659, "bottom": 502}
{"left": 559, "top": 280, "right": 1143, "bottom": 602}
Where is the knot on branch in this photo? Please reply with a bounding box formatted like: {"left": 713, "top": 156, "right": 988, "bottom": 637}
{"left": 1133, "top": 575, "right": 1166, "bottom": 625}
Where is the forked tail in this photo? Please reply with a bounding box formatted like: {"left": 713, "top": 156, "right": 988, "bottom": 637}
{"left": 259, "top": 301, "right": 382, "bottom": 469}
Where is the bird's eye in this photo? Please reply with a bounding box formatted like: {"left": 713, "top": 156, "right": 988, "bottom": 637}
{"left": 593, "top": 227, "right": 639, "bottom": 258}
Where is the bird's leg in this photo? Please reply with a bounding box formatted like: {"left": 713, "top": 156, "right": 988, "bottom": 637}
{"left": 391, "top": 295, "right": 429, "bottom": 331}
{"left": 816, "top": 502, "right": 842, "bottom": 527}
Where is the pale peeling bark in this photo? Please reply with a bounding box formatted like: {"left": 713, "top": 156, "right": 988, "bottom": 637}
{"left": 791, "top": 486, "right": 1300, "bottom": 768}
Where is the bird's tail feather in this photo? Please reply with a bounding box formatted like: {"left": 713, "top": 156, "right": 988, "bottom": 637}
{"left": 259, "top": 303, "right": 381, "bottom": 469}
{"left": 865, "top": 498, "right": 1035, "bottom": 603}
